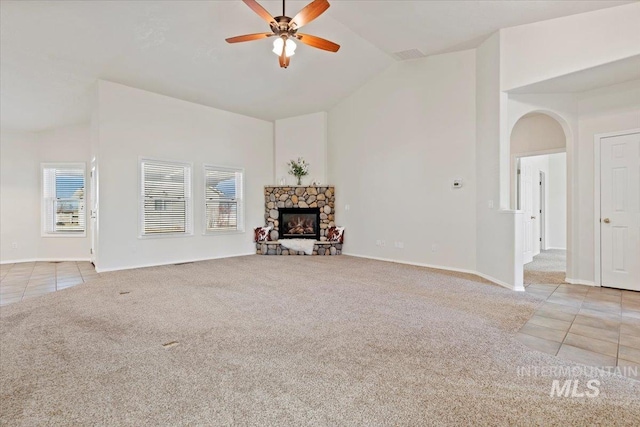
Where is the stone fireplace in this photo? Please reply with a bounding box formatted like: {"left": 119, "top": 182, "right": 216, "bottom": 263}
{"left": 264, "top": 185, "right": 335, "bottom": 241}
{"left": 278, "top": 208, "right": 320, "bottom": 240}
{"left": 258, "top": 186, "right": 341, "bottom": 255}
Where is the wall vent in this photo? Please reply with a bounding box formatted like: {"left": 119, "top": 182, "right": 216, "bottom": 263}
{"left": 393, "top": 49, "right": 426, "bottom": 61}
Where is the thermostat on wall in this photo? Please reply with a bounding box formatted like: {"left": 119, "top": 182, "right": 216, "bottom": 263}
{"left": 452, "top": 179, "right": 463, "bottom": 189}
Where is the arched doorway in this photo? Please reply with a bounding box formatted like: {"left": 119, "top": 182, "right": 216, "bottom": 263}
{"left": 510, "top": 112, "right": 568, "bottom": 285}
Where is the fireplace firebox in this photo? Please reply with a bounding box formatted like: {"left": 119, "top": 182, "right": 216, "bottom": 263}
{"left": 278, "top": 208, "right": 320, "bottom": 240}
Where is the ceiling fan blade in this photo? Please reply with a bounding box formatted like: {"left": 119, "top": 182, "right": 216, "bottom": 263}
{"left": 290, "top": 0, "right": 330, "bottom": 29}
{"left": 242, "top": 0, "right": 276, "bottom": 24}
{"left": 225, "top": 33, "right": 273, "bottom": 43}
{"left": 296, "top": 33, "right": 340, "bottom": 52}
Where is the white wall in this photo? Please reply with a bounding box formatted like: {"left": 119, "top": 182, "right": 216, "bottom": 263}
{"left": 0, "top": 125, "right": 91, "bottom": 263}
{"left": 511, "top": 114, "right": 566, "bottom": 155}
{"left": 95, "top": 80, "right": 273, "bottom": 272}
{"left": 500, "top": 2, "right": 640, "bottom": 91}
{"left": 547, "top": 152, "right": 566, "bottom": 250}
{"left": 475, "top": 33, "right": 523, "bottom": 289}
{"left": 328, "top": 50, "right": 477, "bottom": 272}
{"left": 1, "top": 130, "right": 38, "bottom": 262}
{"left": 274, "top": 112, "right": 327, "bottom": 186}
{"left": 575, "top": 79, "right": 640, "bottom": 282}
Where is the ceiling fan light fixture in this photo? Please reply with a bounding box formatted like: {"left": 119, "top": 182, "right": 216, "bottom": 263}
{"left": 226, "top": 0, "right": 338, "bottom": 68}
{"left": 272, "top": 37, "right": 297, "bottom": 57}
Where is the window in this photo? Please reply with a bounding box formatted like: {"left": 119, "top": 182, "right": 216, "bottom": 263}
{"left": 140, "top": 159, "right": 192, "bottom": 236}
{"left": 204, "top": 165, "right": 244, "bottom": 233}
{"left": 42, "top": 163, "right": 86, "bottom": 236}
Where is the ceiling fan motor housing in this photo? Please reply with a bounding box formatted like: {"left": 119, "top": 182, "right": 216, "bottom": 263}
{"left": 271, "top": 16, "right": 298, "bottom": 38}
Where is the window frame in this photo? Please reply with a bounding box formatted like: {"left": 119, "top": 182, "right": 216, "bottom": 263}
{"left": 41, "top": 162, "right": 87, "bottom": 238}
{"left": 203, "top": 164, "right": 245, "bottom": 235}
{"left": 138, "top": 157, "right": 194, "bottom": 239}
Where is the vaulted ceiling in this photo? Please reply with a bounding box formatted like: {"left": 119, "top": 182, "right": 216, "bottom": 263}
{"left": 0, "top": 0, "right": 633, "bottom": 131}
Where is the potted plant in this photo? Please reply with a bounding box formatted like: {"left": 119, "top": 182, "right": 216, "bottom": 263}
{"left": 287, "top": 157, "right": 309, "bottom": 185}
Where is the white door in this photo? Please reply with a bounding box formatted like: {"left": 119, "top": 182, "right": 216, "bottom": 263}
{"left": 532, "top": 171, "right": 542, "bottom": 256}
{"left": 539, "top": 172, "right": 546, "bottom": 251}
{"left": 601, "top": 132, "right": 640, "bottom": 291}
{"left": 90, "top": 165, "right": 97, "bottom": 265}
{"left": 520, "top": 162, "right": 534, "bottom": 264}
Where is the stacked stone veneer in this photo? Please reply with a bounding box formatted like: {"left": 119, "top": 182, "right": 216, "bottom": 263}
{"left": 258, "top": 186, "right": 341, "bottom": 255}
{"left": 256, "top": 240, "right": 342, "bottom": 256}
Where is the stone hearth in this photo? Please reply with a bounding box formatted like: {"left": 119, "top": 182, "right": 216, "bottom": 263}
{"left": 256, "top": 240, "right": 343, "bottom": 256}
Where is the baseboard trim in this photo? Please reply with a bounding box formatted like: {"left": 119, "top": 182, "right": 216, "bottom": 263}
{"left": 342, "top": 252, "right": 520, "bottom": 291}
{"left": 4, "top": 252, "right": 526, "bottom": 291}
{"left": 565, "top": 277, "right": 598, "bottom": 287}
{"left": 547, "top": 247, "right": 567, "bottom": 251}
{"left": 476, "top": 272, "right": 525, "bottom": 292}
{"left": 94, "top": 252, "right": 256, "bottom": 273}
{"left": 1, "top": 258, "right": 91, "bottom": 265}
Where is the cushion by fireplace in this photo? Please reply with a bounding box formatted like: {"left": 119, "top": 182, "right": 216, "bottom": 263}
{"left": 254, "top": 226, "right": 272, "bottom": 242}
{"left": 327, "top": 226, "right": 345, "bottom": 243}
{"left": 278, "top": 208, "right": 320, "bottom": 240}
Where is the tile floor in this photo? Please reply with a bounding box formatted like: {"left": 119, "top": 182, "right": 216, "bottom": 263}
{"left": 0, "top": 261, "right": 98, "bottom": 306}
{"left": 518, "top": 282, "right": 640, "bottom": 380}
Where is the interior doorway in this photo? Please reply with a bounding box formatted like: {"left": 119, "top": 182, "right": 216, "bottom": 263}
{"left": 516, "top": 152, "right": 566, "bottom": 264}
{"left": 510, "top": 112, "right": 568, "bottom": 284}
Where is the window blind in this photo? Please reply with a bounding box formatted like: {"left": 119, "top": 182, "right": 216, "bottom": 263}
{"left": 204, "top": 166, "right": 244, "bottom": 232}
{"left": 140, "top": 159, "right": 192, "bottom": 235}
{"left": 42, "top": 165, "right": 85, "bottom": 234}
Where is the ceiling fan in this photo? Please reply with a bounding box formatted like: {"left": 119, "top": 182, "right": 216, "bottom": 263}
{"left": 226, "top": 0, "right": 340, "bottom": 69}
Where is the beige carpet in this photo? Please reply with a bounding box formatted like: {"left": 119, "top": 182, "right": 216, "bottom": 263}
{"left": 524, "top": 249, "right": 567, "bottom": 285}
{"left": 1, "top": 255, "right": 638, "bottom": 426}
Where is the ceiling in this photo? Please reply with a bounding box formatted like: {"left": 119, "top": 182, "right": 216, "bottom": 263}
{"left": 508, "top": 55, "right": 640, "bottom": 94}
{"left": 0, "top": 0, "right": 634, "bottom": 132}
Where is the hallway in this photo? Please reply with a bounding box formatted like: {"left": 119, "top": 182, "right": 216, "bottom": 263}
{"left": 518, "top": 250, "right": 639, "bottom": 379}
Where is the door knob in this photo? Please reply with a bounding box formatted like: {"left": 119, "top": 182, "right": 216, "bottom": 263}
{"left": 603, "top": 218, "right": 611, "bottom": 224}
{"left": 531, "top": 216, "right": 536, "bottom": 220}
